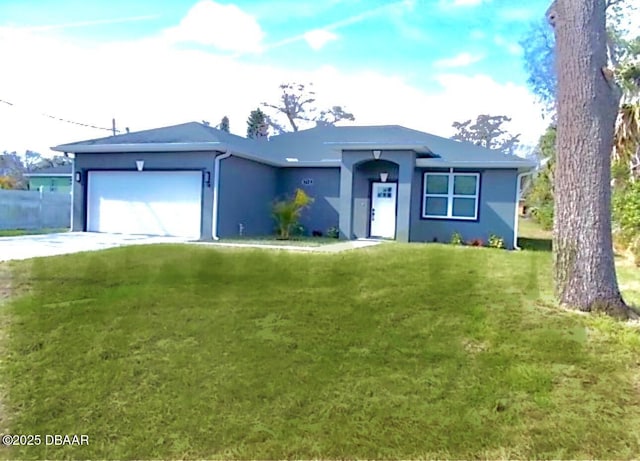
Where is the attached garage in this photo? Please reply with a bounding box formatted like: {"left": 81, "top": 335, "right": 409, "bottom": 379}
{"left": 86, "top": 170, "right": 203, "bottom": 238}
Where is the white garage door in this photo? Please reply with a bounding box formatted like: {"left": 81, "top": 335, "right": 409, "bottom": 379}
{"left": 87, "top": 171, "right": 202, "bottom": 238}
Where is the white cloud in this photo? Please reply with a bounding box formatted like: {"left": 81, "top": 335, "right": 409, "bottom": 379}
{"left": 162, "top": 1, "right": 264, "bottom": 53}
{"left": 303, "top": 68, "right": 546, "bottom": 146}
{"left": 434, "top": 52, "right": 484, "bottom": 68}
{"left": 303, "top": 29, "right": 338, "bottom": 50}
{"left": 22, "top": 15, "right": 160, "bottom": 32}
{"left": 0, "top": 23, "right": 546, "bottom": 157}
{"left": 428, "top": 73, "right": 547, "bottom": 145}
{"left": 493, "top": 35, "right": 523, "bottom": 56}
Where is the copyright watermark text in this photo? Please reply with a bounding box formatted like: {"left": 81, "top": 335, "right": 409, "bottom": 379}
{"left": 2, "top": 434, "right": 89, "bottom": 446}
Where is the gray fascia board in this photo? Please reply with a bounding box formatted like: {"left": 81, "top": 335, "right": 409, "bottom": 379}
{"left": 51, "top": 142, "right": 225, "bottom": 153}
{"left": 50, "top": 142, "right": 283, "bottom": 167}
{"left": 325, "top": 143, "right": 432, "bottom": 154}
{"left": 279, "top": 161, "right": 341, "bottom": 167}
{"left": 416, "top": 158, "right": 536, "bottom": 169}
{"left": 232, "top": 151, "right": 282, "bottom": 167}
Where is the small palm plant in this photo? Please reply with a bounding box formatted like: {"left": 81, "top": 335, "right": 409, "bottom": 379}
{"left": 272, "top": 188, "right": 314, "bottom": 239}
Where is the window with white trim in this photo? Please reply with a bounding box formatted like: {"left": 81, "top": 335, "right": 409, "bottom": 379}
{"left": 422, "top": 172, "right": 480, "bottom": 220}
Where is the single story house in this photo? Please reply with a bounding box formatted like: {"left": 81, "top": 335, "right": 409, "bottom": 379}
{"left": 52, "top": 122, "right": 535, "bottom": 248}
{"left": 24, "top": 164, "right": 72, "bottom": 193}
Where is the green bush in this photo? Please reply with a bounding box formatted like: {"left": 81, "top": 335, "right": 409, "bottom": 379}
{"left": 326, "top": 226, "right": 339, "bottom": 239}
{"left": 291, "top": 223, "right": 306, "bottom": 237}
{"left": 631, "top": 235, "right": 640, "bottom": 267}
{"left": 450, "top": 232, "right": 463, "bottom": 245}
{"left": 613, "top": 180, "right": 640, "bottom": 240}
{"left": 272, "top": 189, "right": 314, "bottom": 240}
{"left": 525, "top": 125, "right": 555, "bottom": 230}
{"left": 530, "top": 203, "right": 554, "bottom": 231}
{"left": 488, "top": 234, "right": 505, "bottom": 249}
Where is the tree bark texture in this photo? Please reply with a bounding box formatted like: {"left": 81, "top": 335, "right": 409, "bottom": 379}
{"left": 549, "top": 0, "right": 634, "bottom": 318}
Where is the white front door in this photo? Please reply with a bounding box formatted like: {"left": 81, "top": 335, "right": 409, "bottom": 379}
{"left": 370, "top": 182, "right": 397, "bottom": 239}
{"left": 87, "top": 170, "right": 203, "bottom": 238}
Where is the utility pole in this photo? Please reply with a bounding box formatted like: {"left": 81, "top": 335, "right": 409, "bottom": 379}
{"left": 112, "top": 118, "right": 116, "bottom": 136}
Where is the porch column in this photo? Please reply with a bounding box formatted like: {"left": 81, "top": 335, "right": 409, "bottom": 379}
{"left": 339, "top": 162, "right": 354, "bottom": 239}
{"left": 395, "top": 152, "right": 415, "bottom": 242}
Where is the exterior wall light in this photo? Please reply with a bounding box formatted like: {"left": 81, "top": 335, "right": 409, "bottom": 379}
{"left": 380, "top": 172, "right": 389, "bottom": 183}
{"left": 75, "top": 171, "right": 82, "bottom": 183}
{"left": 136, "top": 160, "right": 144, "bottom": 171}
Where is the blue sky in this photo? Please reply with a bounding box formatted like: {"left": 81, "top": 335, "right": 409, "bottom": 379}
{"left": 0, "top": 0, "right": 552, "bottom": 155}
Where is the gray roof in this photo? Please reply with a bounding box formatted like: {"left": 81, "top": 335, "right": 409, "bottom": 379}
{"left": 52, "top": 121, "right": 535, "bottom": 169}
{"left": 24, "top": 164, "right": 72, "bottom": 177}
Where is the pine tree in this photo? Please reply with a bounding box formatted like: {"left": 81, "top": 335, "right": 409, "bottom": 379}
{"left": 219, "top": 116, "right": 230, "bottom": 133}
{"left": 246, "top": 108, "right": 268, "bottom": 139}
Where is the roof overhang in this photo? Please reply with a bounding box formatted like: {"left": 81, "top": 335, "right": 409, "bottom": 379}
{"left": 51, "top": 141, "right": 284, "bottom": 167}
{"left": 51, "top": 142, "right": 225, "bottom": 153}
{"left": 279, "top": 160, "right": 341, "bottom": 167}
{"left": 324, "top": 142, "right": 433, "bottom": 155}
{"left": 416, "top": 158, "right": 537, "bottom": 170}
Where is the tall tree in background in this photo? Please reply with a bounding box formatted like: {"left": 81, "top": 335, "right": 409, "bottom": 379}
{"left": 522, "top": 0, "right": 637, "bottom": 111}
{"left": 521, "top": 19, "right": 557, "bottom": 113}
{"left": 524, "top": 125, "right": 556, "bottom": 230}
{"left": 0, "top": 151, "right": 26, "bottom": 189}
{"left": 24, "top": 150, "right": 43, "bottom": 172}
{"left": 246, "top": 108, "right": 268, "bottom": 139}
{"left": 548, "top": 0, "right": 635, "bottom": 318}
{"left": 451, "top": 114, "right": 521, "bottom": 155}
{"left": 218, "top": 116, "right": 230, "bottom": 133}
{"left": 262, "top": 82, "right": 355, "bottom": 134}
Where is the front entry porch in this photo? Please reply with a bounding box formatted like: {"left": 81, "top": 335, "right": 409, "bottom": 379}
{"left": 338, "top": 151, "right": 416, "bottom": 242}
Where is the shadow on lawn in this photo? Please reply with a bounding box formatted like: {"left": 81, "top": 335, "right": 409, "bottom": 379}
{"left": 518, "top": 237, "right": 552, "bottom": 252}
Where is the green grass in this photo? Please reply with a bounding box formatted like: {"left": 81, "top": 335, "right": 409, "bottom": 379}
{"left": 0, "top": 228, "right": 69, "bottom": 237}
{"left": 518, "top": 217, "right": 552, "bottom": 251}
{"left": 219, "top": 236, "right": 339, "bottom": 247}
{"left": 1, "top": 224, "right": 640, "bottom": 459}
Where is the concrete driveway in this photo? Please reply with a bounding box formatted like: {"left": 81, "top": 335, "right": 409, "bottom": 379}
{"left": 0, "top": 232, "right": 190, "bottom": 262}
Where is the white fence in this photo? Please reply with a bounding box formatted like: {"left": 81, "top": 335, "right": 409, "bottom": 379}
{"left": 0, "top": 190, "right": 71, "bottom": 230}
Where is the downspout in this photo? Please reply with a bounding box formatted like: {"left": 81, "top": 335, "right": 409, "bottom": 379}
{"left": 513, "top": 171, "right": 534, "bottom": 250}
{"left": 212, "top": 150, "right": 232, "bottom": 240}
{"left": 68, "top": 152, "right": 74, "bottom": 230}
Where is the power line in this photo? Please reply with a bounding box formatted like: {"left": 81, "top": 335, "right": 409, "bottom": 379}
{"left": 0, "top": 98, "right": 120, "bottom": 133}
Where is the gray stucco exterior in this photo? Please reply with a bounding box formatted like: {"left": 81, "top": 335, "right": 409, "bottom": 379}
{"left": 72, "top": 151, "right": 217, "bottom": 240}
{"left": 56, "top": 122, "right": 534, "bottom": 248}
{"left": 277, "top": 167, "right": 340, "bottom": 236}
{"left": 410, "top": 168, "right": 519, "bottom": 248}
{"left": 340, "top": 150, "right": 415, "bottom": 242}
{"left": 217, "top": 155, "right": 277, "bottom": 238}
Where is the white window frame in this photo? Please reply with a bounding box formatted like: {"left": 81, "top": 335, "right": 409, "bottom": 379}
{"left": 423, "top": 171, "right": 480, "bottom": 220}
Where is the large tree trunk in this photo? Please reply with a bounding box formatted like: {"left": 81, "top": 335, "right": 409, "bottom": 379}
{"left": 549, "top": 0, "right": 636, "bottom": 319}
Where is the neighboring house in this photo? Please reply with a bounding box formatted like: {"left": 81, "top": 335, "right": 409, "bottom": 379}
{"left": 24, "top": 165, "right": 72, "bottom": 193}
{"left": 52, "top": 122, "right": 535, "bottom": 248}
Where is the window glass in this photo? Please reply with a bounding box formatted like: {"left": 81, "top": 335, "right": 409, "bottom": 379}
{"left": 425, "top": 175, "right": 448, "bottom": 194}
{"left": 452, "top": 197, "right": 476, "bottom": 218}
{"left": 425, "top": 197, "right": 448, "bottom": 216}
{"left": 377, "top": 186, "right": 393, "bottom": 198}
{"left": 453, "top": 175, "right": 477, "bottom": 195}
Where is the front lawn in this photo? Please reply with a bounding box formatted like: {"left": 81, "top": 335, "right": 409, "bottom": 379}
{"left": 1, "top": 236, "right": 640, "bottom": 458}
{"left": 218, "top": 236, "right": 339, "bottom": 247}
